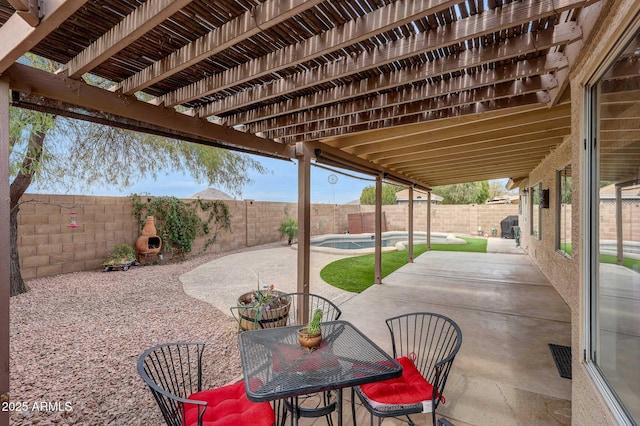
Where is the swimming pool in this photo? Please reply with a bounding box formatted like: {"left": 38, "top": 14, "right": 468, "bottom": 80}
{"left": 306, "top": 231, "right": 465, "bottom": 254}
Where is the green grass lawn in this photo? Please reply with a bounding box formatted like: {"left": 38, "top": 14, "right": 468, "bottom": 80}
{"left": 561, "top": 243, "right": 639, "bottom": 271}
{"left": 320, "top": 238, "right": 487, "bottom": 293}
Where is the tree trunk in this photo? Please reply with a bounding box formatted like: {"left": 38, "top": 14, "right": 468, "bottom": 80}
{"left": 9, "top": 128, "right": 47, "bottom": 296}
{"left": 9, "top": 206, "right": 26, "bottom": 296}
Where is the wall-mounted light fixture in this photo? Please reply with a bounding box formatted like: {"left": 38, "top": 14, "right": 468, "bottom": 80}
{"left": 541, "top": 189, "right": 550, "bottom": 208}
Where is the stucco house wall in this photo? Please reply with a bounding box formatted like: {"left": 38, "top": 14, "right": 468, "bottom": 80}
{"left": 519, "top": 137, "right": 576, "bottom": 307}
{"left": 520, "top": 1, "right": 640, "bottom": 424}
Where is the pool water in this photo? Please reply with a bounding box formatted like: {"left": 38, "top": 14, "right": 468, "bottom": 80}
{"left": 312, "top": 236, "right": 422, "bottom": 250}
{"left": 305, "top": 232, "right": 465, "bottom": 253}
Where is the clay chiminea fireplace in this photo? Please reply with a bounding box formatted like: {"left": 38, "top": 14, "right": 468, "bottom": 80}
{"left": 135, "top": 216, "right": 162, "bottom": 261}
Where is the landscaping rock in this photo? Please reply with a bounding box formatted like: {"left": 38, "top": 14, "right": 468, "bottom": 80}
{"left": 8, "top": 244, "right": 282, "bottom": 425}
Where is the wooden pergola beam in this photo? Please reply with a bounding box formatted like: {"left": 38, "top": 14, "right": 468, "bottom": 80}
{"left": 422, "top": 167, "right": 540, "bottom": 186}
{"left": 371, "top": 124, "right": 569, "bottom": 166}
{"left": 395, "top": 146, "right": 554, "bottom": 171}
{"left": 118, "top": 0, "right": 325, "bottom": 95}
{"left": 389, "top": 137, "right": 563, "bottom": 172}
{"left": 0, "top": 0, "right": 88, "bottom": 74}
{"left": 264, "top": 76, "right": 557, "bottom": 140}
{"left": 11, "top": 91, "right": 291, "bottom": 160}
{"left": 162, "top": 0, "right": 459, "bottom": 107}
{"left": 7, "top": 0, "right": 40, "bottom": 26}
{"left": 65, "top": 0, "right": 195, "bottom": 79}
{"left": 356, "top": 102, "right": 572, "bottom": 160}
{"left": 548, "top": 2, "right": 605, "bottom": 105}
{"left": 248, "top": 54, "right": 567, "bottom": 136}
{"left": 222, "top": 22, "right": 581, "bottom": 128}
{"left": 309, "top": 141, "right": 431, "bottom": 192}
{"left": 204, "top": 0, "right": 583, "bottom": 118}
{"left": 411, "top": 157, "right": 546, "bottom": 175}
{"left": 4, "top": 63, "right": 294, "bottom": 158}
{"left": 280, "top": 93, "right": 554, "bottom": 145}
{"left": 325, "top": 104, "right": 538, "bottom": 149}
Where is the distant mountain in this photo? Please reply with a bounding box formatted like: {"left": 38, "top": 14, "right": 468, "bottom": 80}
{"left": 189, "top": 188, "right": 234, "bottom": 200}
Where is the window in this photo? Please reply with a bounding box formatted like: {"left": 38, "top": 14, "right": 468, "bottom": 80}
{"left": 520, "top": 188, "right": 528, "bottom": 223}
{"left": 557, "top": 165, "right": 572, "bottom": 256}
{"left": 586, "top": 26, "right": 640, "bottom": 424}
{"left": 530, "top": 183, "right": 541, "bottom": 240}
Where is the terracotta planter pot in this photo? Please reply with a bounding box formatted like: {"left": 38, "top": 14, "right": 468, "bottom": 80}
{"left": 298, "top": 327, "right": 322, "bottom": 349}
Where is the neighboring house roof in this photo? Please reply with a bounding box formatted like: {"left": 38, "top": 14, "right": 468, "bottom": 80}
{"left": 395, "top": 188, "right": 443, "bottom": 203}
{"left": 486, "top": 195, "right": 520, "bottom": 204}
{"left": 189, "top": 188, "right": 234, "bottom": 200}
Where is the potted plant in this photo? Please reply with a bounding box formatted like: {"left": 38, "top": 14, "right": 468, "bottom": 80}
{"left": 102, "top": 243, "right": 137, "bottom": 272}
{"left": 231, "top": 285, "right": 291, "bottom": 331}
{"left": 279, "top": 216, "right": 298, "bottom": 245}
{"left": 298, "top": 309, "right": 323, "bottom": 349}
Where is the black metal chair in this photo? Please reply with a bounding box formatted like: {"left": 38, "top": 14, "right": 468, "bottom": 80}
{"left": 137, "top": 342, "right": 275, "bottom": 426}
{"left": 352, "top": 312, "right": 462, "bottom": 426}
{"left": 260, "top": 292, "right": 342, "bottom": 426}
{"left": 267, "top": 292, "right": 342, "bottom": 326}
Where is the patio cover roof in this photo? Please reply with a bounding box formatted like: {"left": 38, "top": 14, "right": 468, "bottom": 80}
{"left": 0, "top": 0, "right": 607, "bottom": 188}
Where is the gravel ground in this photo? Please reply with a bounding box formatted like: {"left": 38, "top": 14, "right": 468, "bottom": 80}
{"left": 8, "top": 242, "right": 284, "bottom": 425}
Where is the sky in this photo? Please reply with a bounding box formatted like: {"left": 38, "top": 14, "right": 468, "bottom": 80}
{"left": 68, "top": 154, "right": 375, "bottom": 204}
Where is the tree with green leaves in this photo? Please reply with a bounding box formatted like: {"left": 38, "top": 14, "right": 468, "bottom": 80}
{"left": 432, "top": 181, "right": 491, "bottom": 205}
{"left": 360, "top": 184, "right": 401, "bottom": 205}
{"left": 9, "top": 55, "right": 267, "bottom": 296}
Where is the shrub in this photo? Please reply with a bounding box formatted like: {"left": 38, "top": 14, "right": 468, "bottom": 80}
{"left": 103, "top": 243, "right": 136, "bottom": 265}
{"left": 279, "top": 217, "right": 298, "bottom": 245}
{"left": 131, "top": 195, "right": 231, "bottom": 258}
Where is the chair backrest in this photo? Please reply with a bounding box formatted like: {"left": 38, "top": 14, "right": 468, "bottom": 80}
{"left": 137, "top": 342, "right": 206, "bottom": 426}
{"left": 270, "top": 292, "right": 342, "bottom": 326}
{"left": 386, "top": 313, "right": 462, "bottom": 399}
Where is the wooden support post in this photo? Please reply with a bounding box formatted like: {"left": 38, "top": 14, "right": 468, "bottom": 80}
{"left": 296, "top": 143, "right": 311, "bottom": 321}
{"left": 0, "top": 78, "right": 10, "bottom": 426}
{"left": 427, "top": 191, "right": 432, "bottom": 251}
{"left": 408, "top": 186, "right": 414, "bottom": 263}
{"left": 375, "top": 174, "right": 382, "bottom": 284}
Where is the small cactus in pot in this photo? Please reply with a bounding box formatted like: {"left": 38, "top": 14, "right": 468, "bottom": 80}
{"left": 307, "top": 309, "right": 323, "bottom": 335}
{"left": 298, "top": 309, "right": 323, "bottom": 349}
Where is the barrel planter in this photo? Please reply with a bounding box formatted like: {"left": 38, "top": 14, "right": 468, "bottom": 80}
{"left": 236, "top": 291, "right": 291, "bottom": 331}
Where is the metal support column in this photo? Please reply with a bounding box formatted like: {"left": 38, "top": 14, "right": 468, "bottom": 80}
{"left": 296, "top": 143, "right": 311, "bottom": 321}
{"left": 0, "top": 78, "right": 10, "bottom": 426}
{"left": 374, "top": 174, "right": 382, "bottom": 284}
{"left": 408, "top": 186, "right": 414, "bottom": 263}
{"left": 427, "top": 191, "right": 432, "bottom": 251}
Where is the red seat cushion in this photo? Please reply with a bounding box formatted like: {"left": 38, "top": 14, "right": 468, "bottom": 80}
{"left": 182, "top": 382, "right": 274, "bottom": 426}
{"left": 359, "top": 356, "right": 440, "bottom": 411}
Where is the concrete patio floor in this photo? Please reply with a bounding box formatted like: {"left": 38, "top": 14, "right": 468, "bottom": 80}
{"left": 181, "top": 238, "right": 572, "bottom": 425}
{"left": 339, "top": 249, "right": 572, "bottom": 426}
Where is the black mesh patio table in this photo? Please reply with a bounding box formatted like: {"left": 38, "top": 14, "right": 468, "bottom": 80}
{"left": 238, "top": 320, "right": 402, "bottom": 426}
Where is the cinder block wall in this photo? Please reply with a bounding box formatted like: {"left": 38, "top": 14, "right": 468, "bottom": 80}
{"left": 13, "top": 193, "right": 531, "bottom": 281}
{"left": 16, "top": 193, "right": 624, "bottom": 281}
{"left": 15, "top": 196, "right": 366, "bottom": 280}
{"left": 360, "top": 204, "right": 519, "bottom": 235}
{"left": 16, "top": 194, "right": 139, "bottom": 280}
